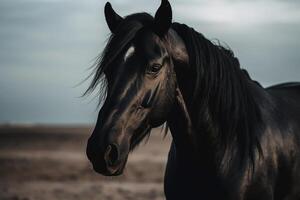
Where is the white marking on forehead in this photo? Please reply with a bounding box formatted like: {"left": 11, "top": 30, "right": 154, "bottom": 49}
{"left": 124, "top": 45, "right": 135, "bottom": 61}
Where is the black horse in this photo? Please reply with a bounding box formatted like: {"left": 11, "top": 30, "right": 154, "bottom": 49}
{"left": 86, "top": 1, "right": 300, "bottom": 199}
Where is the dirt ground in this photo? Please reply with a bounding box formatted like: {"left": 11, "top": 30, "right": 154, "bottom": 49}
{"left": 0, "top": 125, "right": 171, "bottom": 200}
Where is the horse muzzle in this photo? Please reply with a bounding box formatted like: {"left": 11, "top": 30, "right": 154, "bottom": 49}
{"left": 86, "top": 135, "right": 129, "bottom": 176}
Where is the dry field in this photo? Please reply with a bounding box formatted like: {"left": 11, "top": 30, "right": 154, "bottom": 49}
{"left": 0, "top": 125, "right": 171, "bottom": 200}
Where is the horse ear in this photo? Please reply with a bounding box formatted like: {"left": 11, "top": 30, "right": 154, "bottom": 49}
{"left": 104, "top": 2, "right": 123, "bottom": 33}
{"left": 154, "top": 0, "right": 172, "bottom": 36}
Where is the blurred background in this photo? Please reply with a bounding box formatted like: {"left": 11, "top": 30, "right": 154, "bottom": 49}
{"left": 0, "top": 0, "right": 299, "bottom": 199}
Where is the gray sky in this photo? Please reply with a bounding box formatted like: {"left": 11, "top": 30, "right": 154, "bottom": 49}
{"left": 0, "top": 0, "right": 299, "bottom": 124}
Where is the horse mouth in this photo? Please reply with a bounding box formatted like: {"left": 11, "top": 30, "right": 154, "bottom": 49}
{"left": 92, "top": 156, "right": 128, "bottom": 176}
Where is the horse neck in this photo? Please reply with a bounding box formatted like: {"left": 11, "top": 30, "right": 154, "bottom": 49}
{"left": 166, "top": 27, "right": 266, "bottom": 171}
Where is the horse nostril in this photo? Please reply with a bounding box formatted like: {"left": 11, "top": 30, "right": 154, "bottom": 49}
{"left": 104, "top": 143, "right": 119, "bottom": 166}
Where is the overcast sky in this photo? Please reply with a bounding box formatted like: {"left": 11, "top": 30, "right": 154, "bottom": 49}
{"left": 0, "top": 0, "right": 299, "bottom": 124}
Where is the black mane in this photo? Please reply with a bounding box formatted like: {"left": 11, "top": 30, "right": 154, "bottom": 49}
{"left": 172, "top": 23, "right": 264, "bottom": 169}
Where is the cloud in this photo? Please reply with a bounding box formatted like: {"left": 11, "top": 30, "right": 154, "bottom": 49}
{"left": 175, "top": 0, "right": 300, "bottom": 25}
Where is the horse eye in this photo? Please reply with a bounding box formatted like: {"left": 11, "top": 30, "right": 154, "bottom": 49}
{"left": 148, "top": 63, "right": 162, "bottom": 74}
